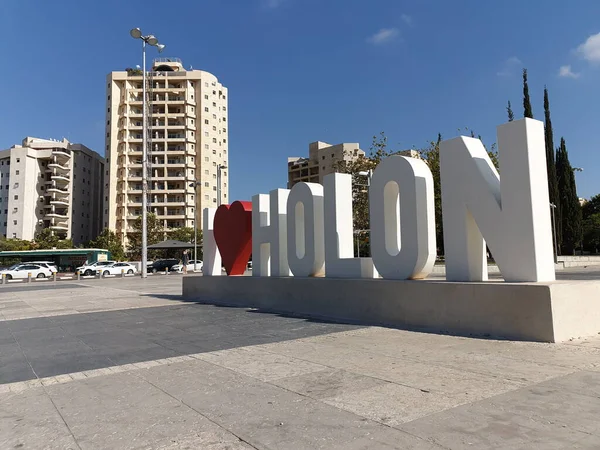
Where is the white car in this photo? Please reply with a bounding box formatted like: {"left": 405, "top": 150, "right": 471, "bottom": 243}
{"left": 22, "top": 261, "right": 58, "bottom": 274}
{"left": 76, "top": 261, "right": 116, "bottom": 276}
{"left": 0, "top": 264, "right": 53, "bottom": 280}
{"left": 172, "top": 260, "right": 203, "bottom": 273}
{"left": 97, "top": 262, "right": 138, "bottom": 277}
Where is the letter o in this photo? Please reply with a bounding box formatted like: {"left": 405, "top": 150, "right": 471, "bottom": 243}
{"left": 369, "top": 155, "right": 436, "bottom": 279}
{"left": 286, "top": 182, "right": 325, "bottom": 277}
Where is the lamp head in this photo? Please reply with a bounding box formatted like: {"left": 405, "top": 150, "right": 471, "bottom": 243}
{"left": 130, "top": 28, "right": 142, "bottom": 39}
{"left": 156, "top": 43, "right": 165, "bottom": 53}
{"left": 146, "top": 35, "right": 158, "bottom": 46}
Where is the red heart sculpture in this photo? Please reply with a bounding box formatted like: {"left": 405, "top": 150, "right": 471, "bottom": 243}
{"left": 214, "top": 201, "right": 253, "bottom": 276}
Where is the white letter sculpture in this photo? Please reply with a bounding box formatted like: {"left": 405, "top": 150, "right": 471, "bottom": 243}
{"left": 286, "top": 182, "right": 325, "bottom": 277}
{"left": 202, "top": 208, "right": 222, "bottom": 276}
{"left": 323, "top": 173, "right": 378, "bottom": 278}
{"left": 440, "top": 118, "right": 555, "bottom": 282}
{"left": 252, "top": 189, "right": 291, "bottom": 277}
{"left": 369, "top": 155, "right": 436, "bottom": 279}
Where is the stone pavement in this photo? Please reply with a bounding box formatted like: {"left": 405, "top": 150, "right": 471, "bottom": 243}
{"left": 1, "top": 272, "right": 600, "bottom": 449}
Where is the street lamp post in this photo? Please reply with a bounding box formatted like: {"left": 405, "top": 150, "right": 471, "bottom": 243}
{"left": 550, "top": 203, "right": 558, "bottom": 264}
{"left": 189, "top": 180, "right": 202, "bottom": 272}
{"left": 217, "top": 164, "right": 227, "bottom": 207}
{"left": 130, "top": 28, "right": 165, "bottom": 279}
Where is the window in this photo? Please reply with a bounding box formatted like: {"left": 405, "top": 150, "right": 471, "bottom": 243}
{"left": 204, "top": 182, "right": 209, "bottom": 187}
{"left": 13, "top": 208, "right": 17, "bottom": 213}
{"left": 13, "top": 220, "right": 17, "bottom": 225}
{"left": 212, "top": 126, "right": 216, "bottom": 131}
{"left": 212, "top": 114, "right": 216, "bottom": 119}
{"left": 213, "top": 186, "right": 216, "bottom": 191}
{"left": 223, "top": 117, "right": 226, "bottom": 122}
{"left": 204, "top": 170, "right": 209, "bottom": 175}
{"left": 13, "top": 195, "right": 17, "bottom": 200}
{"left": 204, "top": 132, "right": 209, "bottom": 137}
{"left": 204, "top": 95, "right": 208, "bottom": 100}
{"left": 205, "top": 144, "right": 209, "bottom": 149}
{"left": 223, "top": 106, "right": 227, "bottom": 111}
{"left": 15, "top": 170, "right": 19, "bottom": 175}
{"left": 212, "top": 102, "right": 216, "bottom": 107}
{"left": 212, "top": 150, "right": 216, "bottom": 155}
{"left": 16, "top": 158, "right": 20, "bottom": 163}
{"left": 205, "top": 194, "right": 209, "bottom": 200}
{"left": 213, "top": 198, "right": 216, "bottom": 203}
{"left": 212, "top": 138, "right": 217, "bottom": 143}
{"left": 223, "top": 128, "right": 226, "bottom": 132}
{"left": 13, "top": 183, "right": 18, "bottom": 189}
{"left": 204, "top": 107, "right": 209, "bottom": 112}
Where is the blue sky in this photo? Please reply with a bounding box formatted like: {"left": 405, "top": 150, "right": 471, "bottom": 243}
{"left": 1, "top": 0, "right": 599, "bottom": 200}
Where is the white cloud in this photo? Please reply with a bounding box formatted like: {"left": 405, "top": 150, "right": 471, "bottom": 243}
{"left": 497, "top": 56, "right": 523, "bottom": 77}
{"left": 367, "top": 28, "right": 400, "bottom": 45}
{"left": 401, "top": 14, "right": 413, "bottom": 26}
{"left": 577, "top": 32, "right": 600, "bottom": 63}
{"left": 558, "top": 65, "right": 580, "bottom": 79}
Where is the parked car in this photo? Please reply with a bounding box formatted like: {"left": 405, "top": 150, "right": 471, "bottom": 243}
{"left": 76, "top": 261, "right": 116, "bottom": 276}
{"left": 147, "top": 259, "right": 180, "bottom": 273}
{"left": 0, "top": 264, "right": 53, "bottom": 280}
{"left": 97, "top": 262, "right": 138, "bottom": 277}
{"left": 172, "top": 260, "right": 203, "bottom": 273}
{"left": 21, "top": 261, "right": 58, "bottom": 274}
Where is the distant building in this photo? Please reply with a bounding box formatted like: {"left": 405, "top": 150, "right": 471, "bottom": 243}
{"left": 0, "top": 137, "right": 104, "bottom": 244}
{"left": 287, "top": 141, "right": 420, "bottom": 188}
{"left": 105, "top": 57, "right": 228, "bottom": 245}
{"left": 287, "top": 141, "right": 365, "bottom": 188}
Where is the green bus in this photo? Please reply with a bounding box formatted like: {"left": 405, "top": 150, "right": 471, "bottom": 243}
{"left": 0, "top": 248, "right": 111, "bottom": 272}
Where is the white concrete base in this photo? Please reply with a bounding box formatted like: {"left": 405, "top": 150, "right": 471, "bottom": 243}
{"left": 182, "top": 277, "right": 600, "bottom": 343}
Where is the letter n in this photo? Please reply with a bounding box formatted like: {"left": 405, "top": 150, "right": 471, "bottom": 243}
{"left": 440, "top": 118, "right": 555, "bottom": 282}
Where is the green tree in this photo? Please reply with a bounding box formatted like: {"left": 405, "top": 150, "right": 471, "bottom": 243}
{"left": 168, "top": 227, "right": 195, "bottom": 243}
{"left": 33, "top": 229, "right": 73, "bottom": 249}
{"left": 556, "top": 137, "right": 582, "bottom": 254}
{"left": 583, "top": 194, "right": 600, "bottom": 219}
{"left": 0, "top": 238, "right": 32, "bottom": 251}
{"left": 523, "top": 69, "right": 533, "bottom": 118}
{"left": 88, "top": 229, "right": 125, "bottom": 261}
{"left": 544, "top": 87, "right": 561, "bottom": 248}
{"left": 507, "top": 100, "right": 514, "bottom": 122}
{"left": 127, "top": 213, "right": 164, "bottom": 259}
{"left": 582, "top": 213, "right": 600, "bottom": 254}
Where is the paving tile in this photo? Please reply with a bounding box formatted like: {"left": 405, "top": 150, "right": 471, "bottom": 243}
{"left": 46, "top": 372, "right": 254, "bottom": 450}
{"left": 272, "top": 368, "right": 388, "bottom": 399}
{"left": 0, "top": 387, "right": 78, "bottom": 449}
{"left": 196, "top": 346, "right": 327, "bottom": 382}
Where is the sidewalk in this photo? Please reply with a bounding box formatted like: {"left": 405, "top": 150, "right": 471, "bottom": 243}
{"left": 1, "top": 276, "right": 600, "bottom": 448}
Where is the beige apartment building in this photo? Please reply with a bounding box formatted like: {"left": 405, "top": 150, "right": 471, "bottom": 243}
{"left": 287, "top": 143, "right": 421, "bottom": 188}
{"left": 105, "top": 58, "right": 228, "bottom": 244}
{"left": 0, "top": 137, "right": 105, "bottom": 244}
{"left": 287, "top": 141, "right": 366, "bottom": 188}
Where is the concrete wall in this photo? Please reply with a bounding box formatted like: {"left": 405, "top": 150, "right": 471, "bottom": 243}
{"left": 182, "top": 276, "right": 600, "bottom": 343}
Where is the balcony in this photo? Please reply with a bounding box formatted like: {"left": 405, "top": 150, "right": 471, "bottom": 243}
{"left": 47, "top": 187, "right": 69, "bottom": 195}
{"left": 48, "top": 163, "right": 69, "bottom": 171}
{"left": 52, "top": 174, "right": 70, "bottom": 183}
{"left": 52, "top": 149, "right": 71, "bottom": 159}
{"left": 50, "top": 222, "right": 69, "bottom": 231}
{"left": 45, "top": 212, "right": 68, "bottom": 220}
{"left": 50, "top": 199, "right": 69, "bottom": 207}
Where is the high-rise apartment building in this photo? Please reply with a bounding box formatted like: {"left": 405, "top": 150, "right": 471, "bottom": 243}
{"left": 105, "top": 58, "right": 229, "bottom": 244}
{"left": 287, "top": 141, "right": 366, "bottom": 188}
{"left": 0, "top": 137, "right": 105, "bottom": 244}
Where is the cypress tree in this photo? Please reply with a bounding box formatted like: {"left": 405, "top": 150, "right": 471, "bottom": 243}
{"left": 523, "top": 69, "right": 533, "bottom": 118}
{"left": 543, "top": 87, "right": 560, "bottom": 247}
{"left": 507, "top": 101, "right": 514, "bottom": 121}
{"left": 556, "top": 137, "right": 582, "bottom": 254}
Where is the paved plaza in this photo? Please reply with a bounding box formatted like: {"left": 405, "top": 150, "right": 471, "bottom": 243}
{"left": 1, "top": 268, "right": 600, "bottom": 449}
